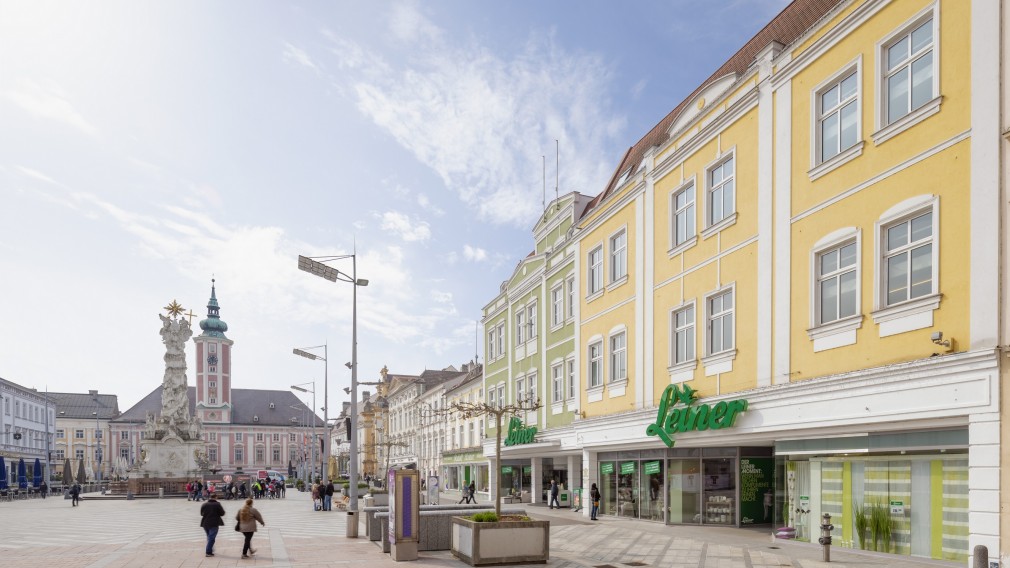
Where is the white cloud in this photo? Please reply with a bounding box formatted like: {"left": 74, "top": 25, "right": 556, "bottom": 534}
{"left": 389, "top": 3, "right": 442, "bottom": 44}
{"left": 282, "top": 42, "right": 320, "bottom": 73}
{"left": 463, "top": 245, "right": 487, "bottom": 262}
{"left": 379, "top": 211, "right": 431, "bottom": 242}
{"left": 317, "top": 26, "right": 623, "bottom": 227}
{"left": 417, "top": 193, "right": 444, "bottom": 216}
{"left": 431, "top": 290, "right": 452, "bottom": 304}
{"left": 3, "top": 79, "right": 98, "bottom": 136}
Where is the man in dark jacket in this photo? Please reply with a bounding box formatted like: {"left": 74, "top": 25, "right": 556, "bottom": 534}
{"left": 199, "top": 492, "right": 226, "bottom": 557}
{"left": 324, "top": 481, "right": 335, "bottom": 511}
{"left": 70, "top": 484, "right": 81, "bottom": 506}
{"left": 549, "top": 480, "right": 560, "bottom": 509}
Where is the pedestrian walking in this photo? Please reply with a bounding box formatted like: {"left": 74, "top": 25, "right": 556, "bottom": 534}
{"left": 467, "top": 481, "right": 476, "bottom": 504}
{"left": 236, "top": 497, "right": 265, "bottom": 559}
{"left": 39, "top": 480, "right": 48, "bottom": 499}
{"left": 589, "top": 483, "right": 601, "bottom": 521}
{"left": 199, "top": 492, "right": 226, "bottom": 557}
{"left": 549, "top": 480, "right": 560, "bottom": 509}
{"left": 457, "top": 483, "right": 469, "bottom": 504}
{"left": 70, "top": 483, "right": 81, "bottom": 506}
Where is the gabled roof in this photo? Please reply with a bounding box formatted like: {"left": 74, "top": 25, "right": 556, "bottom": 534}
{"left": 112, "top": 387, "right": 323, "bottom": 427}
{"left": 50, "top": 391, "right": 120, "bottom": 420}
{"left": 581, "top": 0, "right": 844, "bottom": 220}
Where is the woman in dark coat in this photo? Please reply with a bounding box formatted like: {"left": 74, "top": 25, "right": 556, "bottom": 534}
{"left": 589, "top": 483, "right": 601, "bottom": 521}
{"left": 199, "top": 493, "right": 226, "bottom": 557}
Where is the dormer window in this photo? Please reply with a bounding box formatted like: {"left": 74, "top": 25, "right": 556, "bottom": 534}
{"left": 269, "top": 403, "right": 275, "bottom": 409}
{"left": 253, "top": 415, "right": 259, "bottom": 422}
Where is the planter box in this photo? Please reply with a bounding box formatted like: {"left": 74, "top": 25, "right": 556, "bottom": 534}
{"left": 451, "top": 516, "right": 549, "bottom": 566}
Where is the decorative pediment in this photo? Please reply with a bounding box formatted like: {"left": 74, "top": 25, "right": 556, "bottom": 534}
{"left": 668, "top": 73, "right": 738, "bottom": 138}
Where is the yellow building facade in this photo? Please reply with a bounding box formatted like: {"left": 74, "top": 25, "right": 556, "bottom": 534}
{"left": 483, "top": 0, "right": 1005, "bottom": 564}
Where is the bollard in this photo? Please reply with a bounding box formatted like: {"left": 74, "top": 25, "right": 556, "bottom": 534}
{"left": 817, "top": 512, "right": 834, "bottom": 562}
{"left": 346, "top": 510, "right": 359, "bottom": 538}
{"left": 972, "top": 544, "right": 989, "bottom": 568}
{"left": 158, "top": 487, "right": 164, "bottom": 499}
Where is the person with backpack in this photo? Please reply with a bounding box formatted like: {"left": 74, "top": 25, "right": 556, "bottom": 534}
{"left": 70, "top": 483, "right": 81, "bottom": 507}
{"left": 589, "top": 483, "right": 601, "bottom": 521}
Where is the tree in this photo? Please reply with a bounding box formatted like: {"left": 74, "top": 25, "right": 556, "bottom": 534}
{"left": 432, "top": 395, "right": 542, "bottom": 516}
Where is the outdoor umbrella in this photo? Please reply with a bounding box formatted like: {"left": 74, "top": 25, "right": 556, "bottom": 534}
{"left": 62, "top": 458, "right": 72, "bottom": 486}
{"left": 17, "top": 458, "right": 27, "bottom": 489}
{"left": 76, "top": 459, "right": 86, "bottom": 485}
{"left": 33, "top": 457, "right": 42, "bottom": 487}
{"left": 0, "top": 456, "right": 7, "bottom": 490}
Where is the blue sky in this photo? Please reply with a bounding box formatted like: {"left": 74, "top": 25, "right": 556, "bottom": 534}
{"left": 0, "top": 0, "right": 788, "bottom": 412}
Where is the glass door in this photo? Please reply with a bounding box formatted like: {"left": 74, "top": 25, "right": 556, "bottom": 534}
{"left": 617, "top": 461, "right": 639, "bottom": 518}
{"left": 641, "top": 460, "right": 664, "bottom": 521}
{"left": 667, "top": 459, "right": 701, "bottom": 523}
{"left": 600, "top": 462, "right": 617, "bottom": 516}
{"left": 703, "top": 458, "right": 736, "bottom": 525}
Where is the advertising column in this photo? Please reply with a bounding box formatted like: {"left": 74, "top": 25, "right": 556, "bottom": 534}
{"left": 389, "top": 469, "right": 419, "bottom": 561}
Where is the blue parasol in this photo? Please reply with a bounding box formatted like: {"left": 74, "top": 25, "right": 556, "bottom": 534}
{"left": 33, "top": 457, "right": 43, "bottom": 487}
{"left": 0, "top": 456, "right": 7, "bottom": 490}
{"left": 17, "top": 458, "right": 28, "bottom": 489}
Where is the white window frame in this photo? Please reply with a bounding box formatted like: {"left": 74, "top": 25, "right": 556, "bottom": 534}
{"left": 566, "top": 358, "right": 576, "bottom": 400}
{"left": 551, "top": 363, "right": 564, "bottom": 403}
{"left": 587, "top": 245, "right": 604, "bottom": 297}
{"left": 526, "top": 371, "right": 537, "bottom": 405}
{"left": 705, "top": 286, "right": 735, "bottom": 357}
{"left": 488, "top": 328, "right": 496, "bottom": 361}
{"left": 488, "top": 387, "right": 496, "bottom": 409}
{"left": 609, "top": 228, "right": 628, "bottom": 285}
{"left": 814, "top": 237, "right": 860, "bottom": 326}
{"left": 515, "top": 308, "right": 526, "bottom": 345}
{"left": 669, "top": 178, "right": 697, "bottom": 254}
{"left": 566, "top": 275, "right": 576, "bottom": 320}
{"left": 671, "top": 302, "right": 696, "bottom": 366}
{"left": 588, "top": 340, "right": 603, "bottom": 389}
{"left": 873, "top": 4, "right": 941, "bottom": 144}
{"left": 515, "top": 377, "right": 524, "bottom": 404}
{"left": 527, "top": 301, "right": 537, "bottom": 339}
{"left": 496, "top": 322, "right": 505, "bottom": 355}
{"left": 873, "top": 197, "right": 940, "bottom": 318}
{"left": 550, "top": 284, "right": 564, "bottom": 328}
{"left": 807, "top": 228, "right": 864, "bottom": 347}
{"left": 497, "top": 384, "right": 505, "bottom": 409}
{"left": 609, "top": 330, "right": 627, "bottom": 384}
{"left": 703, "top": 149, "right": 737, "bottom": 235}
{"left": 810, "top": 57, "right": 864, "bottom": 180}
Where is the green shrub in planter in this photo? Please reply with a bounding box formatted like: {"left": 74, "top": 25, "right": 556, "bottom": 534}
{"left": 470, "top": 511, "right": 499, "bottom": 523}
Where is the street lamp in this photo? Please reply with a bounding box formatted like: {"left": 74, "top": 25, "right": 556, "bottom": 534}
{"left": 91, "top": 411, "right": 102, "bottom": 484}
{"left": 290, "top": 383, "right": 316, "bottom": 483}
{"left": 289, "top": 405, "right": 309, "bottom": 481}
{"left": 293, "top": 344, "right": 329, "bottom": 483}
{"left": 297, "top": 253, "right": 368, "bottom": 518}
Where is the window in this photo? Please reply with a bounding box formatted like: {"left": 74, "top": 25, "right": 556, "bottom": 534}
{"left": 818, "top": 70, "right": 859, "bottom": 163}
{"left": 588, "top": 246, "right": 603, "bottom": 295}
{"left": 468, "top": 423, "right": 474, "bottom": 447}
{"left": 209, "top": 397, "right": 216, "bottom": 404}
{"left": 289, "top": 433, "right": 296, "bottom": 442}
{"left": 707, "top": 290, "right": 734, "bottom": 355}
{"left": 610, "top": 331, "right": 627, "bottom": 382}
{"left": 273, "top": 433, "right": 280, "bottom": 442}
{"left": 516, "top": 309, "right": 526, "bottom": 344}
{"left": 552, "top": 363, "right": 564, "bottom": 403}
{"left": 817, "top": 242, "right": 858, "bottom": 324}
{"left": 255, "top": 447, "right": 264, "bottom": 462}
{"left": 588, "top": 341, "right": 603, "bottom": 388}
{"left": 672, "top": 182, "right": 696, "bottom": 247}
{"left": 883, "top": 17, "right": 935, "bottom": 126}
{"left": 673, "top": 305, "right": 696, "bottom": 364}
{"left": 120, "top": 430, "right": 129, "bottom": 440}
{"left": 256, "top": 433, "right": 264, "bottom": 442}
{"left": 566, "top": 276, "right": 576, "bottom": 319}
{"left": 235, "top": 433, "right": 243, "bottom": 442}
{"left": 551, "top": 285, "right": 564, "bottom": 327}
{"left": 610, "top": 230, "right": 627, "bottom": 282}
{"left": 209, "top": 447, "right": 218, "bottom": 462}
{"left": 515, "top": 378, "right": 524, "bottom": 404}
{"left": 75, "top": 429, "right": 84, "bottom": 439}
{"left": 883, "top": 210, "right": 933, "bottom": 306}
{"left": 707, "top": 156, "right": 735, "bottom": 226}
{"left": 527, "top": 302, "right": 537, "bottom": 339}
{"left": 273, "top": 447, "right": 281, "bottom": 462}
{"left": 488, "top": 388, "right": 496, "bottom": 409}
{"left": 497, "top": 384, "right": 505, "bottom": 409}
{"left": 527, "top": 372, "right": 537, "bottom": 404}
{"left": 94, "top": 428, "right": 102, "bottom": 439}
{"left": 209, "top": 381, "right": 216, "bottom": 388}
{"left": 75, "top": 449, "right": 84, "bottom": 460}
{"left": 209, "top": 432, "right": 217, "bottom": 441}
{"left": 488, "top": 328, "right": 497, "bottom": 360}
{"left": 120, "top": 448, "right": 130, "bottom": 460}
{"left": 56, "top": 429, "right": 65, "bottom": 439}
{"left": 567, "top": 359, "right": 576, "bottom": 399}
{"left": 235, "top": 447, "right": 244, "bottom": 463}
{"left": 496, "top": 323, "right": 505, "bottom": 354}
{"left": 54, "top": 449, "right": 64, "bottom": 460}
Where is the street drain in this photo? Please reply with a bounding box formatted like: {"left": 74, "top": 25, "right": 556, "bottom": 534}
{"left": 623, "top": 563, "right": 648, "bottom": 567}
{"left": 594, "top": 565, "right": 618, "bottom": 568}
{"left": 768, "top": 546, "right": 780, "bottom": 549}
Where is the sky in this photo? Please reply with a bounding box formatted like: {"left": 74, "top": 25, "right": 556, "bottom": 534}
{"left": 0, "top": 0, "right": 789, "bottom": 415}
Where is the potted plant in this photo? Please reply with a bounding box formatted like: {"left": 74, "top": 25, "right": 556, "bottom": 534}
{"left": 869, "top": 501, "right": 892, "bottom": 552}
{"left": 852, "top": 501, "right": 868, "bottom": 550}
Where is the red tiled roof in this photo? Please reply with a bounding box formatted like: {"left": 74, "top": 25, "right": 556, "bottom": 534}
{"left": 582, "top": 0, "right": 844, "bottom": 219}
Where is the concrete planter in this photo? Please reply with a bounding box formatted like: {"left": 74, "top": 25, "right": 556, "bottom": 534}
{"left": 368, "top": 493, "right": 389, "bottom": 506}
{"left": 451, "top": 516, "right": 549, "bottom": 566}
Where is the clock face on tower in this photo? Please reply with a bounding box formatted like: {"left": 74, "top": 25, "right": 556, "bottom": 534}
{"left": 207, "top": 354, "right": 219, "bottom": 366}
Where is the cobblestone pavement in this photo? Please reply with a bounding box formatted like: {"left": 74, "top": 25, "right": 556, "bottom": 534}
{"left": 0, "top": 492, "right": 963, "bottom": 568}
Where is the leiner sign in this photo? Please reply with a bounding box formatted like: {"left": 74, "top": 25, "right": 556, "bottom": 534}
{"left": 504, "top": 417, "right": 537, "bottom": 446}
{"left": 646, "top": 384, "right": 748, "bottom": 447}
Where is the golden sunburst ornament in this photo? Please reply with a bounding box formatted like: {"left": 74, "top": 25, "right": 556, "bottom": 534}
{"left": 164, "top": 300, "right": 185, "bottom": 318}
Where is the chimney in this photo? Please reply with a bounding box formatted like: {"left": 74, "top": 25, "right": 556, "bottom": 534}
{"left": 89, "top": 390, "right": 98, "bottom": 397}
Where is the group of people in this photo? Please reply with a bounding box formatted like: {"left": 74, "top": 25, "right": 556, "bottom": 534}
{"left": 188, "top": 479, "right": 285, "bottom": 502}
{"left": 310, "top": 481, "right": 336, "bottom": 511}
{"left": 199, "top": 492, "right": 265, "bottom": 559}
{"left": 457, "top": 481, "right": 477, "bottom": 504}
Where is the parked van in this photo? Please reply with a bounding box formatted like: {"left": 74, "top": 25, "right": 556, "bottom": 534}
{"left": 256, "top": 470, "right": 286, "bottom": 484}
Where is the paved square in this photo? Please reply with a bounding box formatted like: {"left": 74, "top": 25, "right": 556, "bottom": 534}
{"left": 0, "top": 492, "right": 962, "bottom": 568}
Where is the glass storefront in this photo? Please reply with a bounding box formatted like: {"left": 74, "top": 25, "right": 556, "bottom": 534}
{"left": 500, "top": 461, "right": 532, "bottom": 499}
{"left": 599, "top": 447, "right": 772, "bottom": 526}
{"left": 539, "top": 457, "right": 569, "bottom": 503}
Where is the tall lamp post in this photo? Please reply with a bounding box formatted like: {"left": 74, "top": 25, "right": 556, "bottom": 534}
{"left": 297, "top": 253, "right": 368, "bottom": 520}
{"left": 91, "top": 411, "right": 102, "bottom": 483}
{"left": 293, "top": 344, "right": 328, "bottom": 483}
{"left": 290, "top": 383, "right": 316, "bottom": 483}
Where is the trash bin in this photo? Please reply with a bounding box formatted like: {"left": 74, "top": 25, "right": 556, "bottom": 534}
{"left": 363, "top": 495, "right": 374, "bottom": 508}
{"left": 346, "top": 510, "right": 359, "bottom": 537}
{"left": 158, "top": 488, "right": 164, "bottom": 499}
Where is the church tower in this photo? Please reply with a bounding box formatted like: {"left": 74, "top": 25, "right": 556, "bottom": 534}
{"left": 193, "top": 279, "right": 233, "bottom": 424}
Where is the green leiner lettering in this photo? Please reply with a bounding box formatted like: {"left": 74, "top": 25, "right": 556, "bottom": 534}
{"left": 706, "top": 401, "right": 729, "bottom": 429}
{"left": 646, "top": 385, "right": 749, "bottom": 447}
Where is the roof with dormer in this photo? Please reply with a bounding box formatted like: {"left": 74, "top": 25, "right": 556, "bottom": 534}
{"left": 111, "top": 386, "right": 323, "bottom": 427}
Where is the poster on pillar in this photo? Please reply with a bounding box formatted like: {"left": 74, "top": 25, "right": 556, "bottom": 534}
{"left": 390, "top": 469, "right": 419, "bottom": 544}
{"left": 739, "top": 458, "right": 773, "bottom": 525}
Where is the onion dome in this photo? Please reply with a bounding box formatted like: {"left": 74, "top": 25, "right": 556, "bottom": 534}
{"left": 199, "top": 279, "right": 229, "bottom": 338}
